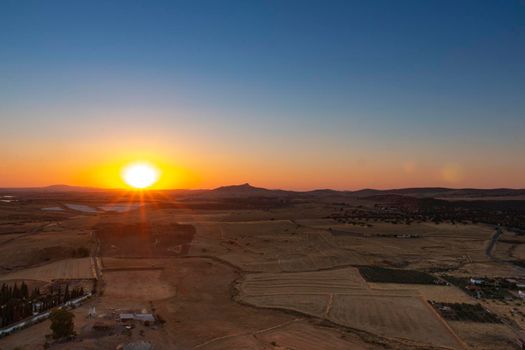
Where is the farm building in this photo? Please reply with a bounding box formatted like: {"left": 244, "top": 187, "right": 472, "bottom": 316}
{"left": 93, "top": 320, "right": 115, "bottom": 331}
{"left": 119, "top": 313, "right": 155, "bottom": 323}
{"left": 117, "top": 340, "right": 153, "bottom": 350}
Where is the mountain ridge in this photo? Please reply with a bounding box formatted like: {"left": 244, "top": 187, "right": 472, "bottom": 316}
{"left": 1, "top": 183, "right": 524, "bottom": 199}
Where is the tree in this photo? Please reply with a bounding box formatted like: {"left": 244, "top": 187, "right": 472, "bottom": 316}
{"left": 31, "top": 287, "right": 40, "bottom": 300}
{"left": 57, "top": 285, "right": 62, "bottom": 304}
{"left": 64, "top": 284, "right": 70, "bottom": 302}
{"left": 12, "top": 283, "right": 20, "bottom": 299}
{"left": 20, "top": 281, "right": 29, "bottom": 299}
{"left": 49, "top": 309, "right": 75, "bottom": 339}
{"left": 75, "top": 247, "right": 90, "bottom": 257}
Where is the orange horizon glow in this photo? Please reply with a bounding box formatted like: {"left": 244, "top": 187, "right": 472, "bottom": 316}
{"left": 1, "top": 139, "right": 524, "bottom": 191}
{"left": 1, "top": 155, "right": 525, "bottom": 191}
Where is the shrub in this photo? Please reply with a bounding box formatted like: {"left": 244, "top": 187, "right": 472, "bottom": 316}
{"left": 49, "top": 309, "right": 75, "bottom": 339}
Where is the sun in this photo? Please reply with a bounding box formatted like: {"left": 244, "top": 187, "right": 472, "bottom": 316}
{"left": 122, "top": 162, "right": 159, "bottom": 189}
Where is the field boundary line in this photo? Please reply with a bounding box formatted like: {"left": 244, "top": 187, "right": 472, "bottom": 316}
{"left": 102, "top": 267, "right": 164, "bottom": 272}
{"left": 191, "top": 318, "right": 302, "bottom": 349}
{"left": 420, "top": 296, "right": 469, "bottom": 350}
{"left": 324, "top": 293, "right": 334, "bottom": 317}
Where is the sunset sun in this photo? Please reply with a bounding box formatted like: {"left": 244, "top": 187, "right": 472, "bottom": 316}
{"left": 122, "top": 163, "right": 159, "bottom": 189}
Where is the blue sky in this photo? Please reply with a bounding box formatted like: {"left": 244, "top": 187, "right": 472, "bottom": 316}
{"left": 0, "top": 1, "right": 524, "bottom": 189}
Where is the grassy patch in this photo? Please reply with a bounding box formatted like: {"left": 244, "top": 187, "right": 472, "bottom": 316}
{"left": 512, "top": 260, "right": 525, "bottom": 268}
{"left": 358, "top": 266, "right": 437, "bottom": 284}
{"left": 429, "top": 301, "right": 501, "bottom": 323}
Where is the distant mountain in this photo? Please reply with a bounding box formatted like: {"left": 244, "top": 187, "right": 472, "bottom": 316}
{"left": 1, "top": 183, "right": 524, "bottom": 200}
{"left": 190, "top": 183, "right": 293, "bottom": 199}
{"left": 186, "top": 184, "right": 525, "bottom": 200}
{"left": 350, "top": 187, "right": 525, "bottom": 199}
{"left": 347, "top": 188, "right": 383, "bottom": 197}
{"left": 433, "top": 188, "right": 525, "bottom": 199}
{"left": 351, "top": 187, "right": 462, "bottom": 198}
{"left": 304, "top": 189, "right": 347, "bottom": 196}
{"left": 213, "top": 183, "right": 265, "bottom": 193}
{"left": 0, "top": 184, "right": 102, "bottom": 192}
{"left": 42, "top": 184, "right": 99, "bottom": 192}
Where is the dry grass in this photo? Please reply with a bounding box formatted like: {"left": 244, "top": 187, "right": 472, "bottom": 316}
{"left": 367, "top": 283, "right": 473, "bottom": 303}
{"left": 448, "top": 321, "right": 521, "bottom": 350}
{"left": 101, "top": 257, "right": 167, "bottom": 269}
{"left": 1, "top": 200, "right": 521, "bottom": 350}
{"left": 256, "top": 321, "right": 371, "bottom": 350}
{"left": 103, "top": 270, "right": 175, "bottom": 300}
{"left": 328, "top": 294, "right": 462, "bottom": 349}
{"left": 0, "top": 229, "right": 93, "bottom": 270}
{"left": 238, "top": 267, "right": 464, "bottom": 349}
{"left": 240, "top": 267, "right": 367, "bottom": 295}
{"left": 0, "top": 257, "right": 94, "bottom": 282}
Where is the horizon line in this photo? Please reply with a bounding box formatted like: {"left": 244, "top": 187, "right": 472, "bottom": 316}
{"left": 0, "top": 183, "right": 524, "bottom": 192}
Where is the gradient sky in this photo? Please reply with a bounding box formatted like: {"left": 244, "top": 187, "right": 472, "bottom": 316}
{"left": 1, "top": 0, "right": 524, "bottom": 190}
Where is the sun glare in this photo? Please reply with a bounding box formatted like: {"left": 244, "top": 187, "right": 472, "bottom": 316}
{"left": 122, "top": 163, "right": 159, "bottom": 189}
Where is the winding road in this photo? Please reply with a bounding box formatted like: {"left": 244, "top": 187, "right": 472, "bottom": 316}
{"left": 485, "top": 225, "right": 503, "bottom": 259}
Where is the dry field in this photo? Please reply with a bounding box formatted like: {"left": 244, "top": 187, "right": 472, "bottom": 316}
{"left": 255, "top": 320, "right": 372, "bottom": 350}
{"left": 0, "top": 229, "right": 93, "bottom": 271}
{"left": 239, "top": 267, "right": 367, "bottom": 295}
{"left": 321, "top": 223, "right": 493, "bottom": 270}
{"left": 150, "top": 257, "right": 391, "bottom": 350}
{"left": 327, "top": 294, "right": 462, "bottom": 349}
{"left": 93, "top": 254, "right": 320, "bottom": 350}
{"left": 1, "top": 196, "right": 523, "bottom": 350}
{"left": 237, "top": 267, "right": 464, "bottom": 349}
{"left": 0, "top": 233, "right": 22, "bottom": 245}
{"left": 213, "top": 219, "right": 496, "bottom": 272}
{"left": 0, "top": 222, "right": 43, "bottom": 235}
{"left": 452, "top": 261, "right": 519, "bottom": 277}
{"left": 367, "top": 283, "right": 473, "bottom": 303}
{"left": 189, "top": 220, "right": 369, "bottom": 272}
{"left": 512, "top": 244, "right": 525, "bottom": 260}
{"left": 101, "top": 257, "right": 168, "bottom": 270}
{"left": 448, "top": 321, "right": 521, "bottom": 350}
{"left": 95, "top": 222, "right": 195, "bottom": 257}
{"left": 240, "top": 290, "right": 463, "bottom": 349}
{"left": 191, "top": 319, "right": 378, "bottom": 350}
{"left": 103, "top": 269, "right": 174, "bottom": 301}
{"left": 0, "top": 257, "right": 95, "bottom": 282}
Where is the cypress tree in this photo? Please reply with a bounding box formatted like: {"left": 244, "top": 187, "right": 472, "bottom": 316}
{"left": 20, "top": 281, "right": 29, "bottom": 299}
{"left": 64, "top": 284, "right": 70, "bottom": 302}
{"left": 57, "top": 285, "right": 62, "bottom": 304}
{"left": 12, "top": 283, "right": 20, "bottom": 299}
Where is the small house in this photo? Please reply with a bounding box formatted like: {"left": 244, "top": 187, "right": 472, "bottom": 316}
{"left": 119, "top": 313, "right": 155, "bottom": 324}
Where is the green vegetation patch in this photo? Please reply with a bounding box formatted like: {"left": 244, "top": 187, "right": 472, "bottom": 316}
{"left": 442, "top": 275, "right": 515, "bottom": 300}
{"left": 512, "top": 260, "right": 525, "bottom": 268}
{"left": 429, "top": 301, "right": 501, "bottom": 323}
{"left": 358, "top": 266, "right": 437, "bottom": 284}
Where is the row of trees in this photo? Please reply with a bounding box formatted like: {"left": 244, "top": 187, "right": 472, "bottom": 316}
{"left": 328, "top": 199, "right": 525, "bottom": 230}
{"left": 0, "top": 282, "right": 32, "bottom": 304}
{"left": 0, "top": 282, "right": 84, "bottom": 328}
